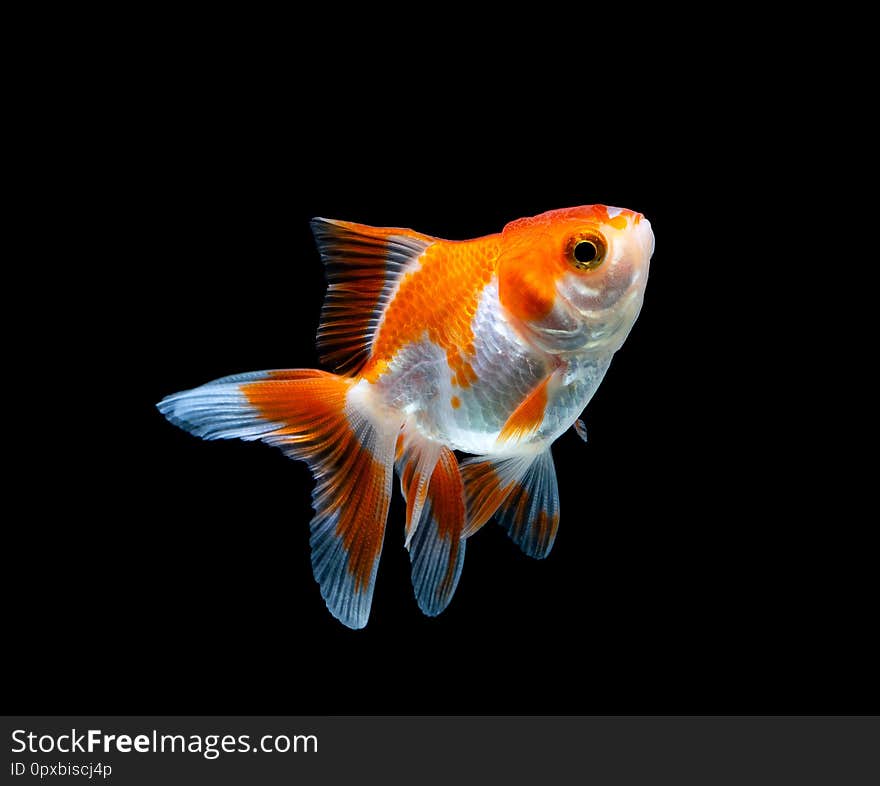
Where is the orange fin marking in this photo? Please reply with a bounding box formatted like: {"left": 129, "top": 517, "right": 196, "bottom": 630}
{"left": 408, "top": 445, "right": 466, "bottom": 616}
{"left": 431, "top": 449, "right": 464, "bottom": 542}
{"left": 428, "top": 448, "right": 465, "bottom": 596}
{"left": 461, "top": 451, "right": 557, "bottom": 550}
{"left": 460, "top": 460, "right": 512, "bottom": 536}
{"left": 403, "top": 467, "right": 428, "bottom": 540}
{"left": 535, "top": 510, "right": 560, "bottom": 549}
{"left": 498, "top": 375, "right": 550, "bottom": 443}
{"left": 240, "top": 369, "right": 348, "bottom": 435}
{"left": 502, "top": 482, "right": 560, "bottom": 553}
{"left": 242, "top": 372, "right": 388, "bottom": 594}
{"left": 326, "top": 432, "right": 389, "bottom": 592}
{"left": 493, "top": 451, "right": 560, "bottom": 559}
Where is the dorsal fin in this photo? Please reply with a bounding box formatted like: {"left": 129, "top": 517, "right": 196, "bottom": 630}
{"left": 310, "top": 218, "right": 435, "bottom": 376}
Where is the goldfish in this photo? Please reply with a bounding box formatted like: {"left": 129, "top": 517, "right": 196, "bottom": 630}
{"left": 158, "top": 205, "right": 655, "bottom": 628}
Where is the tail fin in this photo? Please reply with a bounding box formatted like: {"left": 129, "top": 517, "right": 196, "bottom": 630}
{"left": 396, "top": 428, "right": 466, "bottom": 616}
{"left": 158, "top": 369, "right": 403, "bottom": 629}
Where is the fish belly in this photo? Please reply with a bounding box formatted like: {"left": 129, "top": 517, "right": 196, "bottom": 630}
{"left": 372, "top": 281, "right": 549, "bottom": 455}
{"left": 371, "top": 277, "right": 617, "bottom": 456}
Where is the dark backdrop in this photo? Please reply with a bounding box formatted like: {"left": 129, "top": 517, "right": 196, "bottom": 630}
{"left": 10, "top": 35, "right": 873, "bottom": 714}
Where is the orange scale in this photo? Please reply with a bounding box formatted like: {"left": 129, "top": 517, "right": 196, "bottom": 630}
{"left": 363, "top": 236, "right": 501, "bottom": 385}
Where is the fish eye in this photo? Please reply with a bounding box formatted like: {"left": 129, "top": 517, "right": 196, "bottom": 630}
{"left": 567, "top": 232, "right": 607, "bottom": 271}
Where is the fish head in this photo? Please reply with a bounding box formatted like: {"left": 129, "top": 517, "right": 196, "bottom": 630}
{"left": 498, "top": 205, "right": 654, "bottom": 354}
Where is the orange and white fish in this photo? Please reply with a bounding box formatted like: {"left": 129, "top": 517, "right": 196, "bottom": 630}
{"left": 159, "top": 205, "right": 654, "bottom": 628}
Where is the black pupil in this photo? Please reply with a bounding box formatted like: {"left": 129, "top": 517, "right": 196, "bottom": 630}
{"left": 574, "top": 240, "right": 598, "bottom": 264}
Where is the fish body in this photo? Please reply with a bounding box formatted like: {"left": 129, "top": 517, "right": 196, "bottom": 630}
{"left": 159, "top": 205, "right": 654, "bottom": 628}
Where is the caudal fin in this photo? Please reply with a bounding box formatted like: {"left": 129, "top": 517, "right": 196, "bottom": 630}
{"left": 397, "top": 428, "right": 466, "bottom": 616}
{"left": 158, "top": 369, "right": 402, "bottom": 629}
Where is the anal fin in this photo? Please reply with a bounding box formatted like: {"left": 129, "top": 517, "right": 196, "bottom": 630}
{"left": 494, "top": 450, "right": 560, "bottom": 558}
{"left": 460, "top": 454, "right": 533, "bottom": 537}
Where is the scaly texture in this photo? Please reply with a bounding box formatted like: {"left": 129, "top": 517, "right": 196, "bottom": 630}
{"left": 363, "top": 236, "right": 502, "bottom": 387}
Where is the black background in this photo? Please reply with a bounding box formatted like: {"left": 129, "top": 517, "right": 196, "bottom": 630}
{"left": 9, "top": 24, "right": 874, "bottom": 715}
